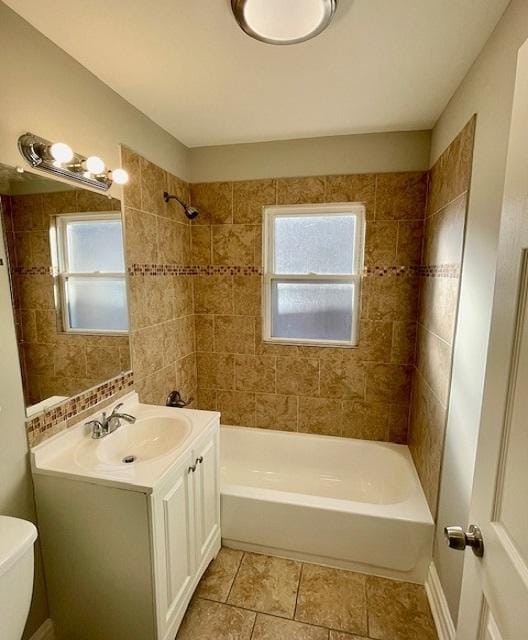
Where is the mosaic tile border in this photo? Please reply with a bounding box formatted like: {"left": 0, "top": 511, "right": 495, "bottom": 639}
{"left": 128, "top": 263, "right": 461, "bottom": 278}
{"left": 26, "top": 370, "right": 134, "bottom": 446}
{"left": 14, "top": 266, "right": 53, "bottom": 275}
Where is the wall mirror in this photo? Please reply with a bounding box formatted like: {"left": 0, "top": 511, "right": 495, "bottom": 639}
{"left": 0, "top": 162, "right": 130, "bottom": 417}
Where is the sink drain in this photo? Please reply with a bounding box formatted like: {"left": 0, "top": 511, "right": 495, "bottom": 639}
{"left": 122, "top": 455, "right": 137, "bottom": 464}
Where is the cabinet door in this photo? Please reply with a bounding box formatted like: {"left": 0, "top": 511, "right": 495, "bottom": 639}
{"left": 194, "top": 428, "right": 221, "bottom": 567}
{"left": 151, "top": 453, "right": 195, "bottom": 639}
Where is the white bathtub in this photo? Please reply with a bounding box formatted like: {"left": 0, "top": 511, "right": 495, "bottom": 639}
{"left": 220, "top": 426, "right": 434, "bottom": 583}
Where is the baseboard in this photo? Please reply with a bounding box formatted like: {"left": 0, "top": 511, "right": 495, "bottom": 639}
{"left": 425, "top": 562, "right": 456, "bottom": 640}
{"left": 29, "top": 619, "right": 54, "bottom": 640}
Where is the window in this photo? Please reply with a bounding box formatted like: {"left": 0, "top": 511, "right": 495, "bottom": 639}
{"left": 263, "top": 203, "right": 365, "bottom": 347}
{"left": 54, "top": 213, "right": 128, "bottom": 334}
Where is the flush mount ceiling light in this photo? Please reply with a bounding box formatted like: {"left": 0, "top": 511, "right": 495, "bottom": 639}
{"left": 231, "top": 0, "right": 338, "bottom": 45}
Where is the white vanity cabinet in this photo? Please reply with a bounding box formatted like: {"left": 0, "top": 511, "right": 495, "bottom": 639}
{"left": 152, "top": 427, "right": 220, "bottom": 640}
{"left": 32, "top": 405, "right": 221, "bottom": 640}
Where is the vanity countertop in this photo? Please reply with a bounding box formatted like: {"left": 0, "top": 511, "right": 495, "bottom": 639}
{"left": 30, "top": 392, "right": 220, "bottom": 494}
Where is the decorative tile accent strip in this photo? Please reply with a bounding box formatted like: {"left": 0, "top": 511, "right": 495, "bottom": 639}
{"left": 128, "top": 263, "right": 460, "bottom": 278}
{"left": 26, "top": 370, "right": 134, "bottom": 446}
{"left": 14, "top": 266, "right": 53, "bottom": 275}
{"left": 128, "top": 263, "right": 262, "bottom": 276}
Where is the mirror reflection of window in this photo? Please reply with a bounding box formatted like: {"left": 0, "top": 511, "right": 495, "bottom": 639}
{"left": 54, "top": 213, "right": 128, "bottom": 333}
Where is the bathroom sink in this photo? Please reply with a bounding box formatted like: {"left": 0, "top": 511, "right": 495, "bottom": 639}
{"left": 74, "top": 414, "right": 193, "bottom": 469}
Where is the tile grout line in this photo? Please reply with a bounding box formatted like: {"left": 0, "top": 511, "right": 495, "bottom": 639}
{"left": 225, "top": 551, "right": 245, "bottom": 604}
{"left": 293, "top": 562, "right": 304, "bottom": 622}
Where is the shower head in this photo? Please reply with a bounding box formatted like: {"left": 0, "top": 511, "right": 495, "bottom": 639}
{"left": 163, "top": 191, "right": 199, "bottom": 220}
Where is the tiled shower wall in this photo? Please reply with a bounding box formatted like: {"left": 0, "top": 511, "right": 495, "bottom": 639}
{"left": 409, "top": 117, "right": 476, "bottom": 514}
{"left": 190, "top": 174, "right": 428, "bottom": 441}
{"left": 121, "top": 147, "right": 197, "bottom": 407}
{"left": 1, "top": 189, "right": 128, "bottom": 406}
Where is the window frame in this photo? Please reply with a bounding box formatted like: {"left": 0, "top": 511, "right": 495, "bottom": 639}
{"left": 262, "top": 202, "right": 366, "bottom": 348}
{"left": 54, "top": 211, "right": 128, "bottom": 335}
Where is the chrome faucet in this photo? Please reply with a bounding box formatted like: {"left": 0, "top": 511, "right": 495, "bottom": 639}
{"left": 85, "top": 402, "right": 136, "bottom": 440}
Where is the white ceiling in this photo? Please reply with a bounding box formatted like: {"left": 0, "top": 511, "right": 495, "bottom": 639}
{"left": 5, "top": 0, "right": 509, "bottom": 147}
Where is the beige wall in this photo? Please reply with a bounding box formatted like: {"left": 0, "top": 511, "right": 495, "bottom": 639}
{"left": 0, "top": 2, "right": 190, "bottom": 188}
{"left": 0, "top": 4, "right": 188, "bottom": 636}
{"left": 189, "top": 130, "right": 431, "bottom": 183}
{"left": 431, "top": 0, "right": 528, "bottom": 624}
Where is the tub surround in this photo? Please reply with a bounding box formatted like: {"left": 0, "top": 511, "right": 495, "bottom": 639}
{"left": 121, "top": 146, "right": 197, "bottom": 408}
{"left": 191, "top": 172, "right": 428, "bottom": 442}
{"left": 409, "top": 117, "right": 476, "bottom": 516}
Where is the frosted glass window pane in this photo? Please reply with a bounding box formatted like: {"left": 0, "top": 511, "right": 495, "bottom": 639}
{"left": 274, "top": 215, "right": 356, "bottom": 274}
{"left": 271, "top": 281, "right": 354, "bottom": 341}
{"left": 66, "top": 277, "right": 128, "bottom": 331}
{"left": 66, "top": 218, "right": 125, "bottom": 272}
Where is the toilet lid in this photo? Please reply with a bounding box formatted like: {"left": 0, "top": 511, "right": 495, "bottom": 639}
{"left": 0, "top": 516, "right": 37, "bottom": 577}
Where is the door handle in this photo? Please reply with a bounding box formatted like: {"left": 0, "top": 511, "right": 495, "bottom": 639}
{"left": 444, "top": 524, "right": 484, "bottom": 557}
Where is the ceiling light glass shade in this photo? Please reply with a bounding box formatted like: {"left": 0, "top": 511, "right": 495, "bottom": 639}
{"left": 231, "top": 0, "right": 338, "bottom": 45}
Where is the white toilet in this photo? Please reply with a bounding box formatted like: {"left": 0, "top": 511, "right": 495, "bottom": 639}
{"left": 0, "top": 515, "right": 38, "bottom": 640}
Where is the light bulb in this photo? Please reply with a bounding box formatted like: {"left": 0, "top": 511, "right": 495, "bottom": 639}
{"left": 111, "top": 168, "right": 129, "bottom": 185}
{"left": 85, "top": 155, "right": 105, "bottom": 174}
{"left": 49, "top": 142, "right": 73, "bottom": 164}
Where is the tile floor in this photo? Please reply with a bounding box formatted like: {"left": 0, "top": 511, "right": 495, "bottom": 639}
{"left": 176, "top": 548, "right": 438, "bottom": 640}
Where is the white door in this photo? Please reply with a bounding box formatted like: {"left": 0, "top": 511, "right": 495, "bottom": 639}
{"left": 193, "top": 428, "right": 220, "bottom": 567}
{"left": 151, "top": 452, "right": 195, "bottom": 639}
{"left": 455, "top": 39, "right": 528, "bottom": 640}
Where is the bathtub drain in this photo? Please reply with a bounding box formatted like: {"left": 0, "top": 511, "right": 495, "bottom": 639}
{"left": 122, "top": 455, "right": 137, "bottom": 464}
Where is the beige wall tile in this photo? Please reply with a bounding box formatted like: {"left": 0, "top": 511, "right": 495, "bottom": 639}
{"left": 212, "top": 224, "right": 256, "bottom": 266}
{"left": 255, "top": 393, "right": 298, "bottom": 430}
{"left": 54, "top": 341, "right": 87, "bottom": 378}
{"left": 365, "top": 221, "right": 398, "bottom": 264}
{"left": 194, "top": 276, "right": 233, "bottom": 314}
{"left": 235, "top": 355, "right": 275, "bottom": 392}
{"left": 418, "top": 275, "right": 459, "bottom": 344}
{"left": 196, "top": 352, "right": 234, "bottom": 390}
{"left": 195, "top": 315, "right": 214, "bottom": 352}
{"left": 121, "top": 147, "right": 142, "bottom": 210}
{"left": 144, "top": 275, "right": 174, "bottom": 325}
{"left": 140, "top": 156, "right": 167, "bottom": 216}
{"left": 277, "top": 176, "right": 325, "bottom": 204}
{"left": 214, "top": 315, "right": 255, "bottom": 354}
{"left": 41, "top": 190, "right": 77, "bottom": 216}
{"left": 408, "top": 372, "right": 447, "bottom": 515}
{"left": 85, "top": 346, "right": 122, "bottom": 380}
{"left": 217, "top": 390, "right": 255, "bottom": 426}
{"left": 391, "top": 322, "right": 417, "bottom": 364}
{"left": 298, "top": 397, "right": 342, "bottom": 436}
{"left": 234, "top": 275, "right": 262, "bottom": 316}
{"left": 423, "top": 193, "right": 467, "bottom": 265}
{"left": 396, "top": 220, "right": 424, "bottom": 265}
{"left": 191, "top": 182, "right": 233, "bottom": 225}
{"left": 191, "top": 225, "right": 212, "bottom": 264}
{"left": 175, "top": 354, "right": 197, "bottom": 402}
{"left": 342, "top": 399, "right": 390, "bottom": 441}
{"left": 365, "top": 363, "right": 412, "bottom": 404}
{"left": 196, "top": 388, "right": 217, "bottom": 410}
{"left": 276, "top": 356, "right": 319, "bottom": 396}
{"left": 357, "top": 320, "right": 393, "bottom": 362}
{"left": 375, "top": 172, "right": 428, "bottom": 220}
{"left": 124, "top": 207, "right": 157, "bottom": 263}
{"left": 319, "top": 356, "right": 365, "bottom": 400}
{"left": 368, "top": 276, "right": 419, "bottom": 321}
{"left": 326, "top": 174, "right": 376, "bottom": 219}
{"left": 173, "top": 276, "right": 194, "bottom": 317}
{"left": 131, "top": 325, "right": 164, "bottom": 379}
{"left": 233, "top": 179, "right": 276, "bottom": 224}
{"left": 415, "top": 325, "right": 452, "bottom": 407}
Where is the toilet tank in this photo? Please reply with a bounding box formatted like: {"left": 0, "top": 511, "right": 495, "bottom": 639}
{"left": 0, "top": 516, "right": 38, "bottom": 640}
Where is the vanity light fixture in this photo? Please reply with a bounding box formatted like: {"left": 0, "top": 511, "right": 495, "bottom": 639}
{"left": 231, "top": 0, "right": 338, "bottom": 45}
{"left": 18, "top": 132, "right": 129, "bottom": 191}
